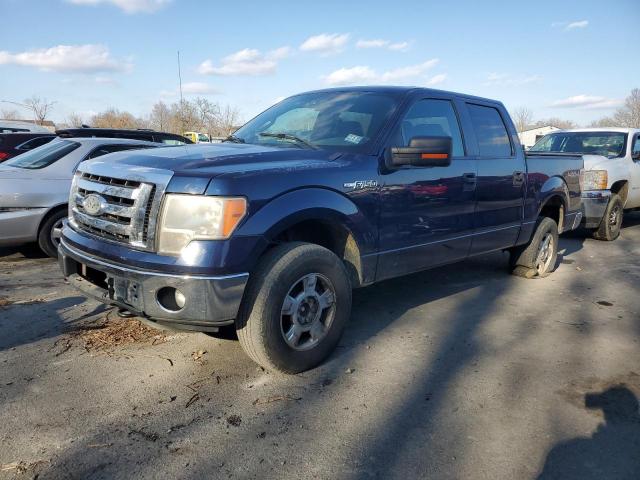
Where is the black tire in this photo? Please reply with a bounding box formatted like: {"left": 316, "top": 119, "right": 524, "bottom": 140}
{"left": 509, "top": 216, "right": 559, "bottom": 279}
{"left": 37, "top": 209, "right": 67, "bottom": 258}
{"left": 236, "top": 242, "right": 352, "bottom": 374}
{"left": 593, "top": 193, "right": 623, "bottom": 241}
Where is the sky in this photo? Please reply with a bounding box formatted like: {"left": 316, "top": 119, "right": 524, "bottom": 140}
{"left": 0, "top": 0, "right": 638, "bottom": 126}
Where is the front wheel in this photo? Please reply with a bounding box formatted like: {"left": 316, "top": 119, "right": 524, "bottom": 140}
{"left": 38, "top": 209, "right": 66, "bottom": 258}
{"left": 593, "top": 193, "right": 623, "bottom": 241}
{"left": 236, "top": 242, "right": 352, "bottom": 374}
{"left": 509, "top": 216, "right": 559, "bottom": 279}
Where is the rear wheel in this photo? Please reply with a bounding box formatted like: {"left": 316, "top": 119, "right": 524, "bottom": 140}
{"left": 593, "top": 193, "right": 623, "bottom": 241}
{"left": 509, "top": 216, "right": 559, "bottom": 278}
{"left": 236, "top": 242, "right": 352, "bottom": 374}
{"left": 38, "top": 209, "right": 66, "bottom": 258}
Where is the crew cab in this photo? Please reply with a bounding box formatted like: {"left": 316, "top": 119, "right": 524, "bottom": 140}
{"left": 58, "top": 87, "right": 584, "bottom": 373}
{"left": 530, "top": 128, "right": 640, "bottom": 240}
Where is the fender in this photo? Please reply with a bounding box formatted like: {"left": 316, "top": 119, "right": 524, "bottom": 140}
{"left": 236, "top": 187, "right": 375, "bottom": 255}
{"left": 536, "top": 176, "right": 570, "bottom": 217}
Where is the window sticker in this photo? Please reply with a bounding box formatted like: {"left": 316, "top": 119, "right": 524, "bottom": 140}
{"left": 345, "top": 134, "right": 363, "bottom": 144}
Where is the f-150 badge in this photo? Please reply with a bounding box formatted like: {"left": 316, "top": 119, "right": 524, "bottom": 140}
{"left": 344, "top": 180, "right": 377, "bottom": 190}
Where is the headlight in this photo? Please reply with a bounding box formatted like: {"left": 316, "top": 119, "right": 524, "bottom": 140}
{"left": 583, "top": 170, "right": 608, "bottom": 191}
{"left": 157, "top": 194, "right": 247, "bottom": 256}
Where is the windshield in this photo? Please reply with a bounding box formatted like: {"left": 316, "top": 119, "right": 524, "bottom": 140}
{"left": 4, "top": 139, "right": 80, "bottom": 169}
{"left": 530, "top": 132, "right": 627, "bottom": 158}
{"left": 232, "top": 91, "right": 400, "bottom": 151}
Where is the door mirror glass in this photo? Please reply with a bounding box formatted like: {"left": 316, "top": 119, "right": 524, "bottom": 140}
{"left": 390, "top": 136, "right": 452, "bottom": 167}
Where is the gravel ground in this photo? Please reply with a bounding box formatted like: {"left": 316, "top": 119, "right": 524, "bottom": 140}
{"left": 1, "top": 213, "right": 639, "bottom": 479}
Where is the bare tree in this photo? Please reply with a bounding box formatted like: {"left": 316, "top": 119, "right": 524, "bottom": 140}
{"left": 1, "top": 108, "right": 22, "bottom": 120}
{"left": 23, "top": 96, "right": 56, "bottom": 124}
{"left": 149, "top": 101, "right": 171, "bottom": 131}
{"left": 91, "top": 108, "right": 141, "bottom": 129}
{"left": 587, "top": 117, "right": 616, "bottom": 128}
{"left": 612, "top": 88, "right": 640, "bottom": 128}
{"left": 511, "top": 107, "right": 534, "bottom": 132}
{"left": 65, "top": 112, "right": 85, "bottom": 128}
{"left": 216, "top": 105, "right": 242, "bottom": 136}
{"left": 534, "top": 117, "right": 577, "bottom": 130}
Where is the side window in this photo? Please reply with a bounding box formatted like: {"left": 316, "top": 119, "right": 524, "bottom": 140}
{"left": 394, "top": 99, "right": 465, "bottom": 157}
{"left": 467, "top": 104, "right": 512, "bottom": 157}
{"left": 633, "top": 136, "right": 640, "bottom": 159}
{"left": 85, "top": 144, "right": 150, "bottom": 160}
{"left": 18, "top": 136, "right": 54, "bottom": 150}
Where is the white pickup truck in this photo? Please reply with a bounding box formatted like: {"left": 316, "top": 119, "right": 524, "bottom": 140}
{"left": 530, "top": 128, "right": 640, "bottom": 240}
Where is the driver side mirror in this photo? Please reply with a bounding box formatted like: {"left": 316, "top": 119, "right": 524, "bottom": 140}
{"left": 389, "top": 136, "right": 452, "bottom": 168}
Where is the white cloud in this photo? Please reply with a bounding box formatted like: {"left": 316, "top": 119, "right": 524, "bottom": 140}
{"left": 182, "top": 82, "right": 219, "bottom": 94}
{"left": 551, "top": 94, "right": 622, "bottom": 109}
{"left": 356, "top": 39, "right": 410, "bottom": 52}
{"left": 324, "top": 59, "right": 440, "bottom": 86}
{"left": 483, "top": 72, "right": 541, "bottom": 86}
{"left": 198, "top": 46, "right": 290, "bottom": 76}
{"left": 94, "top": 76, "right": 118, "bottom": 85}
{"left": 552, "top": 20, "right": 589, "bottom": 31}
{"left": 67, "top": 0, "right": 171, "bottom": 13}
{"left": 0, "top": 44, "right": 132, "bottom": 73}
{"left": 300, "top": 33, "right": 350, "bottom": 55}
{"left": 426, "top": 73, "right": 447, "bottom": 86}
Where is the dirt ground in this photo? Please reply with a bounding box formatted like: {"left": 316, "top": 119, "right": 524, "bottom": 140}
{"left": 1, "top": 214, "right": 639, "bottom": 479}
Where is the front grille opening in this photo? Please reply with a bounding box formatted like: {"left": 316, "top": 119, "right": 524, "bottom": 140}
{"left": 76, "top": 223, "right": 131, "bottom": 242}
{"left": 142, "top": 185, "right": 156, "bottom": 242}
{"left": 79, "top": 263, "right": 108, "bottom": 289}
{"left": 80, "top": 172, "right": 141, "bottom": 188}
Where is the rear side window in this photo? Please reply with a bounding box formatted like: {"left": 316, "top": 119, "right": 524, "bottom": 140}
{"left": 467, "top": 104, "right": 512, "bottom": 157}
{"left": 85, "top": 144, "right": 154, "bottom": 160}
{"left": 4, "top": 140, "right": 80, "bottom": 169}
{"left": 395, "top": 99, "right": 465, "bottom": 157}
{"left": 17, "top": 136, "right": 55, "bottom": 151}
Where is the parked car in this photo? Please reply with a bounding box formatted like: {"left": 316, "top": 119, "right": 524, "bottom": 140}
{"left": 0, "top": 120, "right": 51, "bottom": 133}
{"left": 0, "top": 137, "right": 161, "bottom": 257}
{"left": 58, "top": 87, "right": 584, "bottom": 373}
{"left": 183, "top": 132, "right": 211, "bottom": 143}
{"left": 56, "top": 127, "right": 192, "bottom": 145}
{"left": 530, "top": 128, "right": 640, "bottom": 240}
{"left": 0, "top": 133, "right": 57, "bottom": 162}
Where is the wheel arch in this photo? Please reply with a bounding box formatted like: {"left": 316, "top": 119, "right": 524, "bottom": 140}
{"left": 236, "top": 188, "right": 374, "bottom": 287}
{"left": 610, "top": 180, "right": 629, "bottom": 205}
{"left": 37, "top": 203, "right": 68, "bottom": 235}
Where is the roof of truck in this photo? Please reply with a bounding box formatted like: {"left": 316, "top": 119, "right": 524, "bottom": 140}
{"left": 559, "top": 127, "right": 640, "bottom": 134}
{"left": 296, "top": 86, "right": 506, "bottom": 106}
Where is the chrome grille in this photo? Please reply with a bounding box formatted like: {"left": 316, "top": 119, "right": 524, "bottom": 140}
{"left": 68, "top": 162, "right": 173, "bottom": 251}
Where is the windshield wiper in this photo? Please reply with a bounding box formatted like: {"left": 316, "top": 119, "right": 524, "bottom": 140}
{"left": 259, "top": 132, "right": 317, "bottom": 149}
{"left": 223, "top": 134, "right": 245, "bottom": 144}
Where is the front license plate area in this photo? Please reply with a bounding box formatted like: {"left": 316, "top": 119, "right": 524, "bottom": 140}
{"left": 106, "top": 275, "right": 143, "bottom": 310}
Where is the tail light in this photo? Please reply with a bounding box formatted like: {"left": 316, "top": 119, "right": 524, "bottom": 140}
{"left": 0, "top": 152, "right": 9, "bottom": 161}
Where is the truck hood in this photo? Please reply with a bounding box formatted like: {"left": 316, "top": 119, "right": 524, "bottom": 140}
{"left": 91, "top": 143, "right": 340, "bottom": 178}
{"left": 582, "top": 154, "right": 613, "bottom": 171}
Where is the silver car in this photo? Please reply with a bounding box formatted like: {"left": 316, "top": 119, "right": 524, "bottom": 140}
{"left": 0, "top": 137, "right": 160, "bottom": 256}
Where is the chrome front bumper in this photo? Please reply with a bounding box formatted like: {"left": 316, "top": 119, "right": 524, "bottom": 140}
{"left": 58, "top": 239, "right": 248, "bottom": 330}
{"left": 581, "top": 190, "right": 611, "bottom": 229}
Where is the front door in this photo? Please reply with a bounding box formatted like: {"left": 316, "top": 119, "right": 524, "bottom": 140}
{"left": 376, "top": 97, "right": 477, "bottom": 281}
{"left": 629, "top": 133, "right": 640, "bottom": 208}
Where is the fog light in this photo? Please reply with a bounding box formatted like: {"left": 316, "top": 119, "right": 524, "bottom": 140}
{"left": 156, "top": 287, "right": 186, "bottom": 312}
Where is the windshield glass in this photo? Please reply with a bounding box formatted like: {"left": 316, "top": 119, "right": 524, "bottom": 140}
{"left": 4, "top": 139, "right": 80, "bottom": 169}
{"left": 530, "top": 132, "right": 626, "bottom": 158}
{"left": 232, "top": 91, "right": 400, "bottom": 151}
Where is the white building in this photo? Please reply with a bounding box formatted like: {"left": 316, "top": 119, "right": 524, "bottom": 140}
{"left": 518, "top": 125, "right": 561, "bottom": 149}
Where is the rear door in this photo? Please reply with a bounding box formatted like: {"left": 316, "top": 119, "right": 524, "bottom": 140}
{"left": 463, "top": 102, "right": 526, "bottom": 254}
{"left": 629, "top": 133, "right": 640, "bottom": 208}
{"left": 376, "top": 95, "right": 477, "bottom": 280}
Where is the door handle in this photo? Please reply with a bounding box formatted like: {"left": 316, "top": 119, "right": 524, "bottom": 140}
{"left": 463, "top": 172, "right": 477, "bottom": 184}
{"left": 512, "top": 171, "right": 525, "bottom": 186}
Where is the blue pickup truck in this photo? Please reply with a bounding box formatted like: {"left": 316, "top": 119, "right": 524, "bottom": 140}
{"left": 59, "top": 87, "right": 583, "bottom": 373}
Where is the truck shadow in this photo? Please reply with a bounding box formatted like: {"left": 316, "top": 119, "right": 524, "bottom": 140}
{"left": 536, "top": 385, "right": 640, "bottom": 479}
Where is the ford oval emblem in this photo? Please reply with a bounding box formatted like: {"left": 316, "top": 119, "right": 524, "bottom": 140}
{"left": 82, "top": 193, "right": 106, "bottom": 216}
